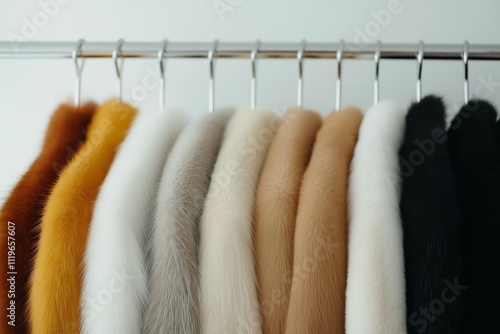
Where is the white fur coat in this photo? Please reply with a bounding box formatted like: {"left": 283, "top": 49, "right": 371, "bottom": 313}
{"left": 345, "top": 100, "right": 407, "bottom": 334}
{"left": 199, "top": 109, "right": 280, "bottom": 334}
{"left": 144, "top": 109, "right": 234, "bottom": 334}
{"left": 81, "top": 110, "right": 185, "bottom": 334}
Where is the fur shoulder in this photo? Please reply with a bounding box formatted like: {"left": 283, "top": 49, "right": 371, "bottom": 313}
{"left": 448, "top": 99, "right": 498, "bottom": 176}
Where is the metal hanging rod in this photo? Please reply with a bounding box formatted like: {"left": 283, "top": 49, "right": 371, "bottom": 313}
{"left": 2, "top": 41, "right": 500, "bottom": 60}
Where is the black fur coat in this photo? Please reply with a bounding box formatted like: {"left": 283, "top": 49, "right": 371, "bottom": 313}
{"left": 400, "top": 96, "right": 464, "bottom": 334}
{"left": 448, "top": 99, "right": 500, "bottom": 333}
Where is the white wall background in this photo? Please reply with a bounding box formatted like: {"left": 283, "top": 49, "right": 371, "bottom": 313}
{"left": 1, "top": 0, "right": 500, "bottom": 204}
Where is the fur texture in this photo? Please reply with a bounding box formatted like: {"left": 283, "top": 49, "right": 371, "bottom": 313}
{"left": 81, "top": 109, "right": 185, "bottom": 334}
{"left": 285, "top": 107, "right": 362, "bottom": 334}
{"left": 0, "top": 102, "right": 95, "bottom": 334}
{"left": 144, "top": 109, "right": 234, "bottom": 334}
{"left": 448, "top": 99, "right": 500, "bottom": 333}
{"left": 254, "top": 108, "right": 322, "bottom": 334}
{"left": 345, "top": 100, "right": 407, "bottom": 334}
{"left": 29, "top": 100, "right": 136, "bottom": 334}
{"left": 199, "top": 109, "right": 279, "bottom": 334}
{"left": 399, "top": 96, "right": 464, "bottom": 333}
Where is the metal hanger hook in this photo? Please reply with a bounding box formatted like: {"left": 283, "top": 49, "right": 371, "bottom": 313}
{"left": 208, "top": 39, "right": 218, "bottom": 113}
{"left": 416, "top": 40, "right": 424, "bottom": 102}
{"left": 72, "top": 38, "right": 85, "bottom": 107}
{"left": 250, "top": 40, "right": 260, "bottom": 109}
{"left": 112, "top": 39, "right": 125, "bottom": 101}
{"left": 297, "top": 39, "right": 306, "bottom": 107}
{"left": 158, "top": 39, "right": 168, "bottom": 111}
{"left": 335, "top": 40, "right": 344, "bottom": 110}
{"left": 462, "top": 40, "right": 469, "bottom": 104}
{"left": 374, "top": 40, "right": 381, "bottom": 105}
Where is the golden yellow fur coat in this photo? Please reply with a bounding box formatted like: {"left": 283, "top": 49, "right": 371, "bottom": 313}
{"left": 29, "top": 100, "right": 136, "bottom": 334}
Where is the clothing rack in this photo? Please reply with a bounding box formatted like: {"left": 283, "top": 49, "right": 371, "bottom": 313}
{"left": 1, "top": 41, "right": 496, "bottom": 109}
{"left": 1, "top": 41, "right": 500, "bottom": 60}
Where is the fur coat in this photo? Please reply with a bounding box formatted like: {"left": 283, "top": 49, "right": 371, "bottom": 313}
{"left": 400, "top": 96, "right": 464, "bottom": 333}
{"left": 254, "top": 108, "right": 321, "bottom": 334}
{"left": 448, "top": 99, "right": 500, "bottom": 333}
{"left": 345, "top": 101, "right": 407, "bottom": 334}
{"left": 0, "top": 102, "right": 96, "bottom": 334}
{"left": 199, "top": 108, "right": 279, "bottom": 334}
{"left": 285, "top": 107, "right": 362, "bottom": 334}
{"left": 29, "top": 100, "right": 136, "bottom": 334}
{"left": 144, "top": 109, "right": 234, "bottom": 334}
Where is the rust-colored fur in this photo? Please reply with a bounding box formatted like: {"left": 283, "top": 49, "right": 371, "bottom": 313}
{"left": 29, "top": 100, "right": 136, "bottom": 334}
{"left": 0, "top": 102, "right": 96, "bottom": 334}
{"left": 254, "top": 108, "right": 322, "bottom": 334}
{"left": 285, "top": 107, "right": 363, "bottom": 334}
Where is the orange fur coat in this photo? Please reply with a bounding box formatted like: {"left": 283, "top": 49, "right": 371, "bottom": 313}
{"left": 29, "top": 100, "right": 136, "bottom": 334}
{"left": 0, "top": 103, "right": 95, "bottom": 334}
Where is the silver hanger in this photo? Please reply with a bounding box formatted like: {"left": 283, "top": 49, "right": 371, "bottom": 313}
{"left": 112, "top": 39, "right": 125, "bottom": 101}
{"left": 158, "top": 39, "right": 168, "bottom": 111}
{"left": 250, "top": 40, "right": 260, "bottom": 109}
{"left": 72, "top": 39, "right": 85, "bottom": 107}
{"left": 335, "top": 40, "right": 344, "bottom": 110}
{"left": 208, "top": 40, "right": 218, "bottom": 113}
{"left": 416, "top": 40, "right": 424, "bottom": 102}
{"left": 297, "top": 39, "right": 306, "bottom": 107}
{"left": 374, "top": 40, "right": 381, "bottom": 106}
{"left": 462, "top": 40, "right": 469, "bottom": 104}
